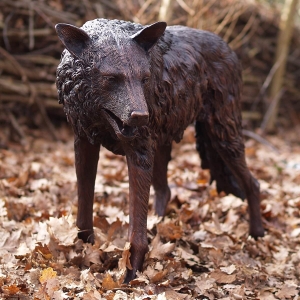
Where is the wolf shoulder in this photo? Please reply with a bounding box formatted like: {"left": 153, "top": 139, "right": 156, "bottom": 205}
{"left": 162, "top": 25, "right": 239, "bottom": 64}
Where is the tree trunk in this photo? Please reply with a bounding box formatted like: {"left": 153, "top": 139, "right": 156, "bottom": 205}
{"left": 158, "top": 0, "right": 175, "bottom": 23}
{"left": 264, "top": 0, "right": 298, "bottom": 132}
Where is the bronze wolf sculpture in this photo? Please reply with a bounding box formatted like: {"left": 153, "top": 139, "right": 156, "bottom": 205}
{"left": 55, "top": 19, "right": 264, "bottom": 283}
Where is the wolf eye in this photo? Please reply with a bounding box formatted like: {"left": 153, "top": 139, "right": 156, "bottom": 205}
{"left": 142, "top": 77, "right": 150, "bottom": 84}
{"left": 102, "top": 75, "right": 117, "bottom": 84}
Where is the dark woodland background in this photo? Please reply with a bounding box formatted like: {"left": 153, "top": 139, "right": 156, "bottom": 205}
{"left": 0, "top": 0, "right": 300, "bottom": 145}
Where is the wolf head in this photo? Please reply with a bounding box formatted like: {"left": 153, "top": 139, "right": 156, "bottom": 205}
{"left": 56, "top": 19, "right": 166, "bottom": 142}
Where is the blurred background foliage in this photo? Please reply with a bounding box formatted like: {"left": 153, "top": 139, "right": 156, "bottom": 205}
{"left": 0, "top": 0, "right": 299, "bottom": 144}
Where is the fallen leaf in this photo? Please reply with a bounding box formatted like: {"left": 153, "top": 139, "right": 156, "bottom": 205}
{"left": 195, "top": 276, "right": 216, "bottom": 294}
{"left": 258, "top": 291, "right": 278, "bottom": 300}
{"left": 157, "top": 221, "right": 183, "bottom": 240}
{"left": 174, "top": 247, "right": 200, "bottom": 265}
{"left": 151, "top": 270, "right": 168, "bottom": 283}
{"left": 47, "top": 216, "right": 77, "bottom": 246}
{"left": 210, "top": 270, "right": 237, "bottom": 284}
{"left": 118, "top": 241, "right": 132, "bottom": 271}
{"left": 2, "top": 284, "right": 21, "bottom": 295}
{"left": 39, "top": 267, "right": 57, "bottom": 284}
{"left": 102, "top": 273, "right": 119, "bottom": 290}
{"left": 81, "top": 290, "right": 103, "bottom": 300}
{"left": 149, "top": 234, "right": 175, "bottom": 259}
{"left": 275, "top": 284, "right": 298, "bottom": 299}
{"left": 35, "top": 243, "right": 52, "bottom": 260}
{"left": 83, "top": 244, "right": 101, "bottom": 266}
{"left": 220, "top": 265, "right": 236, "bottom": 275}
{"left": 164, "top": 289, "right": 189, "bottom": 299}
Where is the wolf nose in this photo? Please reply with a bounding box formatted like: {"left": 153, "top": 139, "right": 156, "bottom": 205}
{"left": 128, "top": 110, "right": 149, "bottom": 127}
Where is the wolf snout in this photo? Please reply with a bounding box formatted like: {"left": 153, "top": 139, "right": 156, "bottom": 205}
{"left": 127, "top": 110, "right": 149, "bottom": 127}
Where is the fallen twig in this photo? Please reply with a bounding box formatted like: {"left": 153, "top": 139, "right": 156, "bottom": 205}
{"left": 242, "top": 129, "right": 279, "bottom": 153}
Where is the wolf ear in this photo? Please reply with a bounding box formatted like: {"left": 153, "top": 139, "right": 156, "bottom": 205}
{"left": 55, "top": 23, "right": 91, "bottom": 59}
{"left": 131, "top": 22, "right": 167, "bottom": 52}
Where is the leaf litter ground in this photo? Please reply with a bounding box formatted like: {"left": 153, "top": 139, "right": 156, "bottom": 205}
{"left": 0, "top": 126, "right": 299, "bottom": 299}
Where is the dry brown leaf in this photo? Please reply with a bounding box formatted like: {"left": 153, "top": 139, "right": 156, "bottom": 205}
{"left": 209, "top": 235, "right": 234, "bottom": 249}
{"left": 102, "top": 273, "right": 119, "bottom": 290}
{"left": 30, "top": 178, "right": 49, "bottom": 191}
{"left": 220, "top": 265, "right": 236, "bottom": 275}
{"left": 129, "top": 276, "right": 149, "bottom": 285}
{"left": 209, "top": 188, "right": 218, "bottom": 198}
{"left": 164, "top": 289, "right": 190, "bottom": 299}
{"left": 150, "top": 269, "right": 168, "bottom": 283}
{"left": 94, "top": 215, "right": 110, "bottom": 233}
{"left": 275, "top": 284, "right": 298, "bottom": 299}
{"left": 197, "top": 178, "right": 209, "bottom": 185}
{"left": 47, "top": 216, "right": 77, "bottom": 246}
{"left": 157, "top": 279, "right": 170, "bottom": 287}
{"left": 39, "top": 267, "right": 57, "bottom": 284}
{"left": 113, "top": 290, "right": 131, "bottom": 299}
{"left": 146, "top": 214, "right": 163, "bottom": 230}
{"left": 258, "top": 291, "right": 278, "bottom": 300}
{"left": 195, "top": 276, "right": 216, "bottom": 294}
{"left": 208, "top": 248, "right": 224, "bottom": 265}
{"left": 14, "top": 170, "right": 29, "bottom": 188}
{"left": 149, "top": 234, "right": 175, "bottom": 259}
{"left": 118, "top": 241, "right": 132, "bottom": 271}
{"left": 224, "top": 208, "right": 239, "bottom": 228}
{"left": 210, "top": 270, "right": 237, "bottom": 284}
{"left": 83, "top": 244, "right": 101, "bottom": 266}
{"left": 35, "top": 243, "right": 52, "bottom": 260}
{"left": 5, "top": 200, "right": 27, "bottom": 221}
{"left": 221, "top": 195, "right": 244, "bottom": 211}
{"left": 174, "top": 246, "right": 200, "bottom": 265}
{"left": 2, "top": 284, "right": 21, "bottom": 295}
{"left": 272, "top": 246, "right": 289, "bottom": 262}
{"left": 235, "top": 223, "right": 249, "bottom": 238}
{"left": 81, "top": 290, "right": 103, "bottom": 300}
{"left": 107, "top": 218, "right": 123, "bottom": 241}
{"left": 45, "top": 278, "right": 60, "bottom": 298}
{"left": 157, "top": 221, "right": 183, "bottom": 240}
{"left": 179, "top": 205, "right": 194, "bottom": 223}
{"left": 203, "top": 212, "right": 223, "bottom": 235}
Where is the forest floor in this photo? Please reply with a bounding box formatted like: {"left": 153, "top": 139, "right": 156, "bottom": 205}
{"left": 0, "top": 125, "right": 299, "bottom": 299}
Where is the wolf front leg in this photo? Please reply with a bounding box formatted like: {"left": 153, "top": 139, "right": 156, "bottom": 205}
{"left": 153, "top": 144, "right": 172, "bottom": 216}
{"left": 124, "top": 144, "right": 154, "bottom": 283}
{"left": 74, "top": 136, "right": 100, "bottom": 244}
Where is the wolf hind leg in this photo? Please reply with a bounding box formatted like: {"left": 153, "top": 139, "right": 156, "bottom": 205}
{"left": 195, "top": 121, "right": 245, "bottom": 199}
{"left": 199, "top": 120, "right": 264, "bottom": 238}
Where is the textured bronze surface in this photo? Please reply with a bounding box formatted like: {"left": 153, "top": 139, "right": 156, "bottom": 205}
{"left": 56, "top": 19, "right": 264, "bottom": 283}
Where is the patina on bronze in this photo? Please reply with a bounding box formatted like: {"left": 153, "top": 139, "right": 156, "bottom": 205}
{"left": 55, "top": 19, "right": 264, "bottom": 283}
